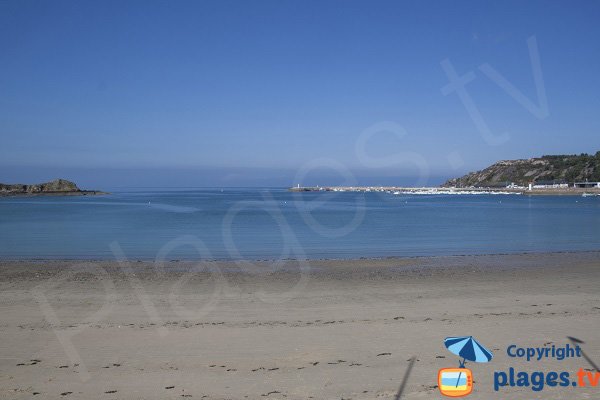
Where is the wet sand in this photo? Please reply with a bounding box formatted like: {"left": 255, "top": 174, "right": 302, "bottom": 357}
{"left": 1, "top": 252, "right": 599, "bottom": 399}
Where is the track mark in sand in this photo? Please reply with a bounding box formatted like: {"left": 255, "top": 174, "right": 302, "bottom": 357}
{"left": 227, "top": 368, "right": 237, "bottom": 371}
{"left": 349, "top": 363, "right": 362, "bottom": 366}
{"left": 165, "top": 386, "right": 175, "bottom": 389}
{"left": 377, "top": 353, "right": 391, "bottom": 357}
{"left": 311, "top": 362, "right": 319, "bottom": 366}
{"left": 105, "top": 390, "right": 117, "bottom": 394}
{"left": 267, "top": 367, "right": 279, "bottom": 371}
{"left": 59, "top": 365, "right": 69, "bottom": 368}
{"left": 261, "top": 391, "right": 281, "bottom": 397}
{"left": 60, "top": 392, "right": 72, "bottom": 396}
{"left": 27, "top": 314, "right": 419, "bottom": 331}
{"left": 252, "top": 367, "right": 265, "bottom": 372}
{"left": 436, "top": 356, "right": 445, "bottom": 359}
{"left": 17, "top": 359, "right": 41, "bottom": 366}
{"left": 102, "top": 363, "right": 122, "bottom": 369}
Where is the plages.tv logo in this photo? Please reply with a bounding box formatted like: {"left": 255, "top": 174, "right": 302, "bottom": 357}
{"left": 438, "top": 336, "right": 494, "bottom": 397}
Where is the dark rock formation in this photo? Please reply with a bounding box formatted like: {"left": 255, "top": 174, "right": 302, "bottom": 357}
{"left": 0, "top": 179, "right": 104, "bottom": 196}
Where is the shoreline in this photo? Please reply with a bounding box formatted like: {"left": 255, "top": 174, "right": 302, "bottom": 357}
{"left": 2, "top": 249, "right": 599, "bottom": 263}
{"left": 0, "top": 249, "right": 600, "bottom": 266}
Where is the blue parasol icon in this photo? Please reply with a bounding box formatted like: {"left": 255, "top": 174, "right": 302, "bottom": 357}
{"left": 445, "top": 336, "right": 493, "bottom": 366}
{"left": 444, "top": 336, "right": 493, "bottom": 388}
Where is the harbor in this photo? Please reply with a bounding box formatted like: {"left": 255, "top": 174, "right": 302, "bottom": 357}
{"left": 289, "top": 185, "right": 600, "bottom": 196}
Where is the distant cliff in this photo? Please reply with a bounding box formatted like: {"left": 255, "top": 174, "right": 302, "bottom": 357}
{"left": 443, "top": 152, "right": 600, "bottom": 187}
{"left": 0, "top": 179, "right": 105, "bottom": 196}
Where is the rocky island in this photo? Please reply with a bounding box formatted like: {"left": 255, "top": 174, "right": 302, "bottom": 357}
{"left": 0, "top": 179, "right": 106, "bottom": 197}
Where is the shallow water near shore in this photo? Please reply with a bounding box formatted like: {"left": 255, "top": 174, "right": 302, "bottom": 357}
{"left": 1, "top": 188, "right": 599, "bottom": 260}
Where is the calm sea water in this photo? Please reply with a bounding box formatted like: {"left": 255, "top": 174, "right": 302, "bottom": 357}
{"left": 0, "top": 188, "right": 599, "bottom": 260}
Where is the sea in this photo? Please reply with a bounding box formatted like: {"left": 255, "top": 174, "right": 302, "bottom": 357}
{"left": 0, "top": 188, "right": 599, "bottom": 260}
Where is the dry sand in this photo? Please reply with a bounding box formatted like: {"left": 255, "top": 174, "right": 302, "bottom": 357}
{"left": 1, "top": 252, "right": 599, "bottom": 399}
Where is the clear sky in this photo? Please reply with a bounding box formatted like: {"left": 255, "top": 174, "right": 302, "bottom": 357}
{"left": 1, "top": 0, "right": 599, "bottom": 188}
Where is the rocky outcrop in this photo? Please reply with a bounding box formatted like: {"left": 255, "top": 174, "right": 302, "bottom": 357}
{"left": 443, "top": 152, "right": 600, "bottom": 187}
{"left": 0, "top": 179, "right": 104, "bottom": 196}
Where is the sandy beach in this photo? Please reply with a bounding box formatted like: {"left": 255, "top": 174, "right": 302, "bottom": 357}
{"left": 1, "top": 252, "right": 599, "bottom": 399}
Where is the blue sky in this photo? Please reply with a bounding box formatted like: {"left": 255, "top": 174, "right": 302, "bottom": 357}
{"left": 1, "top": 0, "right": 599, "bottom": 188}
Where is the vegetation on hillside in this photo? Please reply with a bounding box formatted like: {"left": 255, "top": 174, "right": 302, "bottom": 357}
{"left": 443, "top": 152, "right": 600, "bottom": 187}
